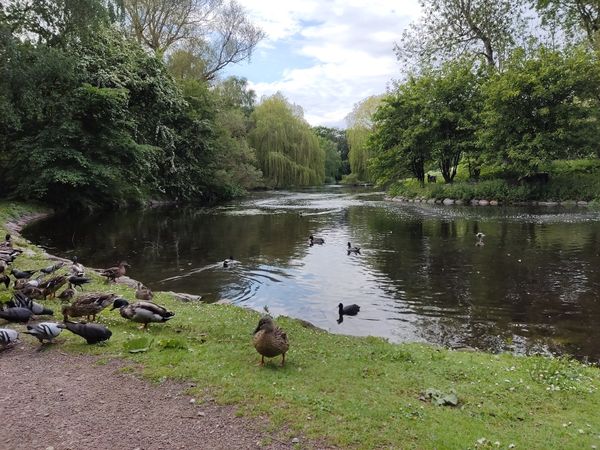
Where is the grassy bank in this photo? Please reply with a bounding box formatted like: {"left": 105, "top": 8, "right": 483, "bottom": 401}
{"left": 389, "top": 159, "right": 600, "bottom": 204}
{"left": 2, "top": 202, "right": 600, "bottom": 449}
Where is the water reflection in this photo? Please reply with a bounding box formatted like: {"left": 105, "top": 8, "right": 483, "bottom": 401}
{"left": 23, "top": 188, "right": 600, "bottom": 362}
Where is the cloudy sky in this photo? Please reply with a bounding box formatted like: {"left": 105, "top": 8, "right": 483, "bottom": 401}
{"left": 224, "top": 1, "right": 422, "bottom": 128}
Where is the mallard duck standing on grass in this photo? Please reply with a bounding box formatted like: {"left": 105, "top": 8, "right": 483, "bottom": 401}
{"left": 57, "top": 287, "right": 76, "bottom": 302}
{"left": 111, "top": 299, "right": 174, "bottom": 329}
{"left": 135, "top": 282, "right": 153, "bottom": 301}
{"left": 38, "top": 275, "right": 67, "bottom": 299}
{"left": 253, "top": 316, "right": 289, "bottom": 367}
{"left": 62, "top": 293, "right": 119, "bottom": 322}
{"left": 100, "top": 261, "right": 130, "bottom": 283}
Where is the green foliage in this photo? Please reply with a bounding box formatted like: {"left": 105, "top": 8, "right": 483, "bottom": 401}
{"left": 346, "top": 95, "right": 383, "bottom": 182}
{"left": 318, "top": 136, "right": 342, "bottom": 183}
{"left": 479, "top": 47, "right": 600, "bottom": 173}
{"left": 313, "top": 126, "right": 350, "bottom": 176}
{"left": 248, "top": 94, "right": 325, "bottom": 187}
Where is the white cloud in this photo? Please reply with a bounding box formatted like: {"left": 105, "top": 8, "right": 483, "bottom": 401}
{"left": 236, "top": 0, "right": 421, "bottom": 127}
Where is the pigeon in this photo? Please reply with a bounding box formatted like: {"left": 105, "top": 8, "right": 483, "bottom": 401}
{"left": 0, "top": 328, "right": 19, "bottom": 348}
{"left": 40, "top": 261, "right": 65, "bottom": 275}
{"left": 70, "top": 257, "right": 85, "bottom": 277}
{"left": 10, "top": 268, "right": 37, "bottom": 280}
{"left": 23, "top": 322, "right": 63, "bottom": 343}
{"left": 0, "top": 307, "right": 33, "bottom": 323}
{"left": 62, "top": 321, "right": 112, "bottom": 344}
{"left": 8, "top": 292, "right": 54, "bottom": 315}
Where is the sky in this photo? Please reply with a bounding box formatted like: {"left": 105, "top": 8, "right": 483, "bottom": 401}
{"left": 224, "top": 1, "right": 422, "bottom": 128}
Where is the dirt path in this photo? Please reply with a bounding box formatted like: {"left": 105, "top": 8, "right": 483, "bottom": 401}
{"left": 0, "top": 344, "right": 297, "bottom": 450}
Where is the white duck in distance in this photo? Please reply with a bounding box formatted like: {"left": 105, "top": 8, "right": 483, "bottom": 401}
{"left": 475, "top": 232, "right": 485, "bottom": 246}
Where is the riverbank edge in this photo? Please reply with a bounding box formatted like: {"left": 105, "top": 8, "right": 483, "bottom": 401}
{"left": 385, "top": 195, "right": 593, "bottom": 207}
{"left": 2, "top": 201, "right": 600, "bottom": 449}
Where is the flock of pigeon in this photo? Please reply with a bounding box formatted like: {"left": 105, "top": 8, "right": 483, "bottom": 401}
{"left": 0, "top": 233, "right": 174, "bottom": 351}
{"left": 0, "top": 231, "right": 363, "bottom": 367}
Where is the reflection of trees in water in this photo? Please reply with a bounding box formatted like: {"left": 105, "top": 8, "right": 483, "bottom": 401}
{"left": 352, "top": 207, "right": 600, "bottom": 360}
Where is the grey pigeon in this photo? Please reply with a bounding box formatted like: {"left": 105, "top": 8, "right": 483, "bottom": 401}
{"left": 23, "top": 322, "right": 62, "bottom": 343}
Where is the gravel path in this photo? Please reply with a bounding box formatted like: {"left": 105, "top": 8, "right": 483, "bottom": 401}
{"left": 0, "top": 344, "right": 298, "bottom": 450}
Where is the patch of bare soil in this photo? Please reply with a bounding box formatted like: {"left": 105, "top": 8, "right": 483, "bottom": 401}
{"left": 0, "top": 344, "right": 301, "bottom": 450}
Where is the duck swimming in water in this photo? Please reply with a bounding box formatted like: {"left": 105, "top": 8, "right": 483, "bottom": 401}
{"left": 347, "top": 242, "right": 361, "bottom": 254}
{"left": 309, "top": 235, "right": 325, "bottom": 246}
{"left": 475, "top": 232, "right": 485, "bottom": 246}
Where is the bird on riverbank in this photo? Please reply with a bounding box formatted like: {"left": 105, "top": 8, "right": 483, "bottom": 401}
{"left": 475, "top": 232, "right": 485, "bottom": 246}
{"left": 70, "top": 256, "right": 85, "bottom": 277}
{"left": 347, "top": 242, "right": 361, "bottom": 255}
{"left": 0, "top": 274, "right": 9, "bottom": 289}
{"left": 61, "top": 321, "right": 112, "bottom": 344}
{"left": 253, "top": 316, "right": 289, "bottom": 367}
{"left": 57, "top": 287, "right": 76, "bottom": 302}
{"left": 68, "top": 275, "right": 91, "bottom": 290}
{"left": 39, "top": 275, "right": 67, "bottom": 299}
{"left": 338, "top": 303, "right": 360, "bottom": 317}
{"left": 111, "top": 299, "right": 174, "bottom": 329}
{"left": 0, "top": 328, "right": 19, "bottom": 348}
{"left": 41, "top": 261, "right": 64, "bottom": 275}
{"left": 11, "top": 268, "right": 37, "bottom": 280}
{"left": 62, "top": 293, "right": 119, "bottom": 322}
{"left": 0, "top": 233, "right": 12, "bottom": 249}
{"left": 23, "top": 322, "right": 63, "bottom": 344}
{"left": 135, "top": 282, "right": 153, "bottom": 301}
{"left": 100, "top": 261, "right": 130, "bottom": 283}
{"left": 8, "top": 292, "right": 53, "bottom": 316}
{"left": 0, "top": 307, "right": 33, "bottom": 323}
{"left": 309, "top": 235, "right": 325, "bottom": 246}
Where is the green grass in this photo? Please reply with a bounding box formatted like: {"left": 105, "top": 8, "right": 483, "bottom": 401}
{"left": 2, "top": 202, "right": 600, "bottom": 449}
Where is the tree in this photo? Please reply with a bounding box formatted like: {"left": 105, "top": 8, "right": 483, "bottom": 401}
{"left": 313, "top": 126, "right": 350, "bottom": 176}
{"left": 345, "top": 95, "right": 384, "bottom": 181}
{"left": 535, "top": 0, "right": 600, "bottom": 48}
{"left": 369, "top": 80, "right": 433, "bottom": 186}
{"left": 248, "top": 94, "right": 325, "bottom": 187}
{"left": 123, "top": 0, "right": 264, "bottom": 78}
{"left": 318, "top": 136, "right": 342, "bottom": 182}
{"left": 124, "top": 0, "right": 219, "bottom": 55}
{"left": 427, "top": 59, "right": 483, "bottom": 182}
{"left": 395, "top": 0, "right": 527, "bottom": 68}
{"left": 1, "top": 0, "right": 115, "bottom": 45}
{"left": 478, "top": 47, "right": 600, "bottom": 174}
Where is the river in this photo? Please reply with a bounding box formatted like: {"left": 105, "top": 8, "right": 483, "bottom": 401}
{"left": 23, "top": 186, "right": 600, "bottom": 362}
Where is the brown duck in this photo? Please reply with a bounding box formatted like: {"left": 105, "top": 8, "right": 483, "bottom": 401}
{"left": 135, "top": 282, "right": 153, "bottom": 301}
{"left": 253, "top": 316, "right": 289, "bottom": 367}
{"left": 100, "top": 261, "right": 130, "bottom": 283}
{"left": 62, "top": 293, "right": 119, "bottom": 322}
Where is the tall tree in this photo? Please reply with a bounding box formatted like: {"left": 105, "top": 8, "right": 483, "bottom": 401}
{"left": 123, "top": 0, "right": 264, "bottom": 78}
{"left": 345, "top": 95, "right": 384, "bottom": 182}
{"left": 248, "top": 94, "right": 325, "bottom": 187}
{"left": 369, "top": 80, "right": 434, "bottom": 186}
{"left": 478, "top": 47, "right": 600, "bottom": 173}
{"left": 395, "top": 0, "right": 527, "bottom": 68}
{"left": 535, "top": 0, "right": 600, "bottom": 48}
{"left": 313, "top": 126, "right": 349, "bottom": 177}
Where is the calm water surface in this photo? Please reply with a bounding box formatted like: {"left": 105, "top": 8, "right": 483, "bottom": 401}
{"left": 23, "top": 187, "right": 600, "bottom": 361}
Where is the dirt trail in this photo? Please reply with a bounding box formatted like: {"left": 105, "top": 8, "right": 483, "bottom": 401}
{"left": 0, "top": 344, "right": 296, "bottom": 450}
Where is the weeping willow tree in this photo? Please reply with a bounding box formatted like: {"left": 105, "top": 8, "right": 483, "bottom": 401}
{"left": 249, "top": 93, "right": 325, "bottom": 187}
{"left": 345, "top": 95, "right": 384, "bottom": 182}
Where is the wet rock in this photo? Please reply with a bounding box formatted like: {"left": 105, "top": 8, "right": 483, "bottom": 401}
{"left": 489, "top": 200, "right": 499, "bottom": 206}
{"left": 442, "top": 198, "right": 455, "bottom": 205}
{"left": 478, "top": 199, "right": 490, "bottom": 206}
{"left": 470, "top": 199, "right": 479, "bottom": 206}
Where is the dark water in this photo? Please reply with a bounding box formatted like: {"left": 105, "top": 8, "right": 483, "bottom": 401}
{"left": 23, "top": 187, "right": 600, "bottom": 361}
